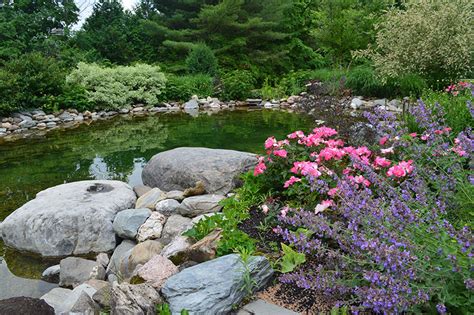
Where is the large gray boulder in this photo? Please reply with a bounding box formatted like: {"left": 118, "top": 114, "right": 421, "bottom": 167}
{"left": 142, "top": 148, "right": 257, "bottom": 195}
{"left": 162, "top": 254, "right": 273, "bottom": 314}
{"left": 0, "top": 180, "right": 136, "bottom": 257}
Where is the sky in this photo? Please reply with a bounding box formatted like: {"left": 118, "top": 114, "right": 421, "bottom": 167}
{"left": 75, "top": 0, "right": 138, "bottom": 29}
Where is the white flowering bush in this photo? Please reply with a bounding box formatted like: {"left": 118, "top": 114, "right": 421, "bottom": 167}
{"left": 67, "top": 63, "right": 166, "bottom": 109}
{"left": 356, "top": 0, "right": 473, "bottom": 82}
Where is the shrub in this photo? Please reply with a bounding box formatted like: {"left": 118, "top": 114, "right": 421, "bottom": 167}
{"left": 162, "top": 74, "right": 214, "bottom": 101}
{"left": 220, "top": 70, "right": 256, "bottom": 100}
{"left": 0, "top": 53, "right": 66, "bottom": 114}
{"left": 414, "top": 82, "right": 474, "bottom": 134}
{"left": 250, "top": 104, "right": 473, "bottom": 313}
{"left": 356, "top": 0, "right": 473, "bottom": 83}
{"left": 67, "top": 63, "right": 166, "bottom": 109}
{"left": 277, "top": 70, "right": 313, "bottom": 96}
{"left": 185, "top": 44, "right": 218, "bottom": 77}
{"left": 346, "top": 65, "right": 385, "bottom": 96}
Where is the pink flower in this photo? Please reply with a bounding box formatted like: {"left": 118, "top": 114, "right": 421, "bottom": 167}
{"left": 318, "top": 147, "right": 346, "bottom": 162}
{"left": 253, "top": 161, "right": 266, "bottom": 176}
{"left": 315, "top": 199, "right": 334, "bottom": 214}
{"left": 287, "top": 130, "right": 305, "bottom": 139}
{"left": 273, "top": 149, "right": 288, "bottom": 158}
{"left": 409, "top": 133, "right": 417, "bottom": 138}
{"left": 283, "top": 176, "right": 301, "bottom": 188}
{"left": 342, "top": 167, "right": 352, "bottom": 175}
{"left": 387, "top": 160, "right": 414, "bottom": 178}
{"left": 328, "top": 187, "right": 339, "bottom": 197}
{"left": 374, "top": 156, "right": 391, "bottom": 168}
{"left": 264, "top": 136, "right": 277, "bottom": 149}
{"left": 354, "top": 175, "right": 371, "bottom": 187}
{"left": 325, "top": 139, "right": 345, "bottom": 147}
{"left": 381, "top": 147, "right": 394, "bottom": 155}
{"left": 434, "top": 130, "right": 443, "bottom": 135}
{"left": 313, "top": 126, "right": 338, "bottom": 138}
{"left": 379, "top": 136, "right": 389, "bottom": 145}
{"left": 280, "top": 206, "right": 290, "bottom": 217}
{"left": 290, "top": 161, "right": 321, "bottom": 177}
{"left": 421, "top": 134, "right": 430, "bottom": 141}
{"left": 261, "top": 204, "right": 269, "bottom": 214}
{"left": 443, "top": 127, "right": 452, "bottom": 133}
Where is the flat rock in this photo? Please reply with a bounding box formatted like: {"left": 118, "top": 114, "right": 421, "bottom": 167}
{"left": 161, "top": 236, "right": 195, "bottom": 260}
{"left": 113, "top": 208, "right": 151, "bottom": 239}
{"left": 178, "top": 194, "right": 225, "bottom": 217}
{"left": 59, "top": 257, "right": 105, "bottom": 288}
{"left": 0, "top": 180, "right": 136, "bottom": 257}
{"left": 0, "top": 260, "right": 57, "bottom": 300}
{"left": 136, "top": 212, "right": 167, "bottom": 242}
{"left": 133, "top": 185, "right": 152, "bottom": 197}
{"left": 41, "top": 283, "right": 98, "bottom": 314}
{"left": 142, "top": 148, "right": 257, "bottom": 195}
{"left": 135, "top": 188, "right": 166, "bottom": 209}
{"left": 137, "top": 255, "right": 178, "bottom": 289}
{"left": 155, "top": 199, "right": 181, "bottom": 216}
{"left": 0, "top": 297, "right": 54, "bottom": 315}
{"left": 110, "top": 282, "right": 162, "bottom": 315}
{"left": 160, "top": 215, "right": 192, "bottom": 243}
{"left": 107, "top": 240, "right": 136, "bottom": 275}
{"left": 238, "top": 299, "right": 299, "bottom": 315}
{"left": 165, "top": 190, "right": 185, "bottom": 201}
{"left": 162, "top": 254, "right": 273, "bottom": 314}
{"left": 125, "top": 240, "right": 164, "bottom": 278}
{"left": 183, "top": 99, "right": 199, "bottom": 109}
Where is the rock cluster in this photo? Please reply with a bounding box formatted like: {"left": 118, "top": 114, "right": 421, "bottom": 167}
{"left": 0, "top": 148, "right": 273, "bottom": 314}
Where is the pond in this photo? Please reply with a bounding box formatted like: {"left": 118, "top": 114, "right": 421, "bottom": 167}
{"left": 0, "top": 109, "right": 314, "bottom": 283}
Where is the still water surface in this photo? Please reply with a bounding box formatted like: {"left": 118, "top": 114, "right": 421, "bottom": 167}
{"left": 0, "top": 109, "right": 314, "bottom": 281}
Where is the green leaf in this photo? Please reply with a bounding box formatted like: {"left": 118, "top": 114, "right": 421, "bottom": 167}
{"left": 279, "top": 243, "right": 306, "bottom": 273}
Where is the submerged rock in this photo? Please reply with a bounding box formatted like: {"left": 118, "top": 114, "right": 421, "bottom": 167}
{"left": 142, "top": 147, "right": 257, "bottom": 195}
{"left": 162, "top": 254, "right": 273, "bottom": 314}
{"left": 0, "top": 180, "right": 136, "bottom": 257}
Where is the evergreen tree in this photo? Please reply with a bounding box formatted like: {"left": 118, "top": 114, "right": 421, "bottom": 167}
{"left": 75, "top": 0, "right": 132, "bottom": 64}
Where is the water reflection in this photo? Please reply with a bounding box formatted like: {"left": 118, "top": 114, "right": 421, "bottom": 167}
{"left": 0, "top": 109, "right": 314, "bottom": 282}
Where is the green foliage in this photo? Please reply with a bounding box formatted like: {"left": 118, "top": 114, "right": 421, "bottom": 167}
{"left": 185, "top": 172, "right": 265, "bottom": 255}
{"left": 220, "top": 70, "right": 256, "bottom": 100}
{"left": 418, "top": 87, "right": 474, "bottom": 137}
{"left": 0, "top": 0, "right": 79, "bottom": 61}
{"left": 0, "top": 53, "right": 66, "bottom": 114}
{"left": 260, "top": 78, "right": 284, "bottom": 100}
{"left": 156, "top": 303, "right": 189, "bottom": 315}
{"left": 186, "top": 44, "right": 218, "bottom": 77}
{"left": 67, "top": 63, "right": 166, "bottom": 109}
{"left": 162, "top": 74, "right": 214, "bottom": 101}
{"left": 278, "top": 243, "right": 306, "bottom": 273}
{"left": 357, "top": 0, "right": 473, "bottom": 83}
{"left": 346, "top": 65, "right": 385, "bottom": 96}
{"left": 236, "top": 247, "right": 258, "bottom": 297}
{"left": 346, "top": 66, "right": 427, "bottom": 97}
{"left": 311, "top": 0, "right": 390, "bottom": 65}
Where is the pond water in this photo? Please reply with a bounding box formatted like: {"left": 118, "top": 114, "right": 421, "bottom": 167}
{"left": 0, "top": 109, "right": 314, "bottom": 282}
